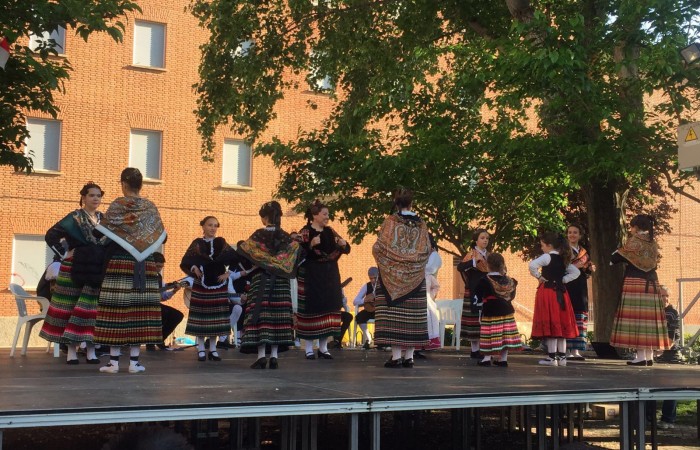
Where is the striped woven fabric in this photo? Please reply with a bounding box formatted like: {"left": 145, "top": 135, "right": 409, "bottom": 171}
{"left": 566, "top": 311, "right": 588, "bottom": 351}
{"left": 184, "top": 281, "right": 231, "bottom": 336}
{"left": 479, "top": 314, "right": 522, "bottom": 355}
{"left": 295, "top": 268, "right": 341, "bottom": 339}
{"left": 93, "top": 253, "right": 162, "bottom": 345}
{"left": 610, "top": 277, "right": 670, "bottom": 349}
{"left": 531, "top": 285, "right": 578, "bottom": 339}
{"left": 240, "top": 273, "right": 294, "bottom": 348}
{"left": 374, "top": 280, "right": 428, "bottom": 347}
{"left": 39, "top": 258, "right": 100, "bottom": 344}
{"left": 461, "top": 305, "right": 481, "bottom": 340}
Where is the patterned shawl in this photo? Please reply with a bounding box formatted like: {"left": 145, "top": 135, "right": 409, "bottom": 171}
{"left": 58, "top": 209, "right": 104, "bottom": 245}
{"left": 571, "top": 246, "right": 592, "bottom": 271}
{"left": 237, "top": 228, "right": 302, "bottom": 279}
{"left": 295, "top": 225, "right": 347, "bottom": 262}
{"left": 617, "top": 233, "right": 658, "bottom": 272}
{"left": 487, "top": 275, "right": 517, "bottom": 302}
{"left": 95, "top": 196, "right": 166, "bottom": 262}
{"left": 372, "top": 214, "right": 431, "bottom": 302}
{"left": 462, "top": 248, "right": 489, "bottom": 273}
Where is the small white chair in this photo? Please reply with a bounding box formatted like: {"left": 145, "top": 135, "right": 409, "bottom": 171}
{"left": 351, "top": 305, "right": 375, "bottom": 348}
{"left": 8, "top": 283, "right": 52, "bottom": 357}
{"left": 436, "top": 299, "right": 464, "bottom": 351}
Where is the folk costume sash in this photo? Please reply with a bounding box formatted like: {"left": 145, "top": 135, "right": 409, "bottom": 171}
{"left": 617, "top": 233, "right": 658, "bottom": 273}
{"left": 372, "top": 214, "right": 431, "bottom": 304}
{"left": 95, "top": 196, "right": 166, "bottom": 262}
{"left": 58, "top": 209, "right": 104, "bottom": 245}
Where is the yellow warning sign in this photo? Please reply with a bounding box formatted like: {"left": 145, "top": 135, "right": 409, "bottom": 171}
{"left": 686, "top": 127, "right": 698, "bottom": 142}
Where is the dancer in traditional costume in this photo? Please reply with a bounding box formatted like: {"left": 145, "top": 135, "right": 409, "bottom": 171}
{"left": 181, "top": 216, "right": 241, "bottom": 362}
{"left": 39, "top": 182, "right": 107, "bottom": 364}
{"left": 529, "top": 232, "right": 580, "bottom": 367}
{"left": 423, "top": 246, "right": 443, "bottom": 351}
{"left": 93, "top": 168, "right": 166, "bottom": 374}
{"left": 373, "top": 188, "right": 431, "bottom": 368}
{"left": 474, "top": 253, "right": 521, "bottom": 367}
{"left": 610, "top": 214, "right": 670, "bottom": 366}
{"left": 237, "top": 201, "right": 302, "bottom": 369}
{"left": 457, "top": 229, "right": 490, "bottom": 359}
{"left": 565, "top": 223, "right": 594, "bottom": 361}
{"left": 294, "top": 200, "right": 350, "bottom": 360}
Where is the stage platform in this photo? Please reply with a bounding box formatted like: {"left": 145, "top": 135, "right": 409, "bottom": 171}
{"left": 1, "top": 347, "right": 699, "bottom": 449}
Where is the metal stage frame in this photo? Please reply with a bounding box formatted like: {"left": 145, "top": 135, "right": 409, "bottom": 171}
{"left": 0, "top": 348, "right": 698, "bottom": 450}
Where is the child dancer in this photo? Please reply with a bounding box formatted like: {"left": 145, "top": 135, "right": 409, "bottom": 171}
{"left": 457, "top": 229, "right": 490, "bottom": 359}
{"left": 529, "top": 232, "right": 580, "bottom": 366}
{"left": 474, "top": 253, "right": 522, "bottom": 367}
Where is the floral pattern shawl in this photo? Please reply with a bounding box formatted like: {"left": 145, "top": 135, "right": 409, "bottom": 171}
{"left": 571, "top": 246, "right": 592, "bottom": 271}
{"left": 462, "top": 248, "right": 489, "bottom": 273}
{"left": 372, "top": 213, "right": 431, "bottom": 302}
{"left": 95, "top": 196, "right": 166, "bottom": 262}
{"left": 237, "top": 228, "right": 302, "bottom": 279}
{"left": 617, "top": 233, "right": 658, "bottom": 272}
{"left": 487, "top": 275, "right": 517, "bottom": 302}
{"left": 57, "top": 209, "right": 104, "bottom": 245}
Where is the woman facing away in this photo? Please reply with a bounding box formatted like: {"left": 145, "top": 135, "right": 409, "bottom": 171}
{"left": 93, "top": 168, "right": 166, "bottom": 374}
{"left": 372, "top": 188, "right": 432, "bottom": 368}
{"left": 39, "top": 182, "right": 107, "bottom": 364}
{"left": 609, "top": 214, "right": 670, "bottom": 366}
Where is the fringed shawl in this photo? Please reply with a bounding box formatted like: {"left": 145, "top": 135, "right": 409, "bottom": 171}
{"left": 237, "top": 228, "right": 302, "bottom": 279}
{"left": 57, "top": 209, "right": 105, "bottom": 245}
{"left": 463, "top": 248, "right": 489, "bottom": 273}
{"left": 95, "top": 196, "right": 166, "bottom": 262}
{"left": 571, "top": 246, "right": 592, "bottom": 271}
{"left": 487, "top": 275, "right": 517, "bottom": 302}
{"left": 372, "top": 214, "right": 431, "bottom": 302}
{"left": 617, "top": 233, "right": 658, "bottom": 273}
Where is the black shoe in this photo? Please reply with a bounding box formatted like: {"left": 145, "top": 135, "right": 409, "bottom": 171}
{"left": 317, "top": 350, "right": 333, "bottom": 360}
{"left": 250, "top": 357, "right": 267, "bottom": 369}
{"left": 362, "top": 341, "right": 371, "bottom": 350}
{"left": 197, "top": 351, "right": 206, "bottom": 362}
{"left": 384, "top": 357, "right": 403, "bottom": 368}
{"left": 414, "top": 351, "right": 427, "bottom": 359}
{"left": 146, "top": 344, "right": 156, "bottom": 352}
{"left": 85, "top": 356, "right": 100, "bottom": 364}
{"left": 477, "top": 360, "right": 492, "bottom": 367}
{"left": 470, "top": 351, "right": 483, "bottom": 360}
{"left": 60, "top": 344, "right": 68, "bottom": 354}
{"left": 269, "top": 357, "right": 278, "bottom": 369}
{"left": 66, "top": 359, "right": 79, "bottom": 365}
{"left": 208, "top": 351, "right": 222, "bottom": 361}
{"left": 305, "top": 352, "right": 316, "bottom": 360}
{"left": 95, "top": 346, "right": 110, "bottom": 357}
{"left": 493, "top": 361, "right": 508, "bottom": 367}
{"left": 568, "top": 355, "right": 586, "bottom": 361}
{"left": 646, "top": 360, "right": 654, "bottom": 367}
{"left": 217, "top": 340, "right": 233, "bottom": 350}
{"left": 626, "top": 360, "right": 647, "bottom": 366}
{"left": 156, "top": 343, "right": 168, "bottom": 350}
{"left": 402, "top": 358, "right": 414, "bottom": 368}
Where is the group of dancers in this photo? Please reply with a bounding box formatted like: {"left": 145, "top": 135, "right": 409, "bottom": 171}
{"left": 35, "top": 168, "right": 672, "bottom": 372}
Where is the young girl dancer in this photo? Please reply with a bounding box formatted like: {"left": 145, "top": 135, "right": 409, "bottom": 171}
{"left": 458, "top": 229, "right": 490, "bottom": 359}
{"left": 474, "top": 253, "right": 522, "bottom": 367}
{"left": 529, "top": 232, "right": 580, "bottom": 366}
{"left": 565, "top": 224, "right": 595, "bottom": 361}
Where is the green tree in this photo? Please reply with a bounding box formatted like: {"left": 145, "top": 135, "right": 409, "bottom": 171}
{"left": 0, "top": 0, "right": 141, "bottom": 171}
{"left": 192, "top": 0, "right": 700, "bottom": 343}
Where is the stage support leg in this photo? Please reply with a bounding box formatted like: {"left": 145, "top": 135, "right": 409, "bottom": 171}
{"left": 370, "top": 412, "right": 380, "bottom": 450}
{"left": 281, "top": 416, "right": 298, "bottom": 450}
{"left": 1, "top": 429, "right": 3, "bottom": 450}
{"left": 635, "top": 402, "right": 646, "bottom": 450}
{"left": 552, "top": 404, "right": 560, "bottom": 450}
{"left": 577, "top": 404, "right": 584, "bottom": 440}
{"left": 566, "top": 404, "right": 574, "bottom": 443}
{"left": 650, "top": 409, "right": 657, "bottom": 450}
{"left": 474, "top": 408, "right": 482, "bottom": 450}
{"left": 524, "top": 406, "right": 532, "bottom": 450}
{"left": 348, "top": 413, "right": 358, "bottom": 450}
{"left": 620, "top": 402, "right": 630, "bottom": 450}
{"left": 536, "top": 405, "right": 546, "bottom": 450}
{"left": 697, "top": 400, "right": 700, "bottom": 440}
{"left": 509, "top": 406, "right": 517, "bottom": 432}
{"left": 300, "top": 415, "right": 317, "bottom": 450}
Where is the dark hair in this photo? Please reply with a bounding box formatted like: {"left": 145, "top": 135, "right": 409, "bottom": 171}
{"left": 152, "top": 252, "right": 165, "bottom": 264}
{"left": 79, "top": 182, "right": 104, "bottom": 207}
{"left": 486, "top": 253, "right": 506, "bottom": 274}
{"left": 101, "top": 425, "right": 193, "bottom": 450}
{"left": 540, "top": 231, "right": 572, "bottom": 266}
{"left": 470, "top": 229, "right": 490, "bottom": 249}
{"left": 259, "top": 201, "right": 284, "bottom": 251}
{"left": 120, "top": 167, "right": 143, "bottom": 191}
{"left": 567, "top": 223, "right": 584, "bottom": 235}
{"left": 304, "top": 199, "right": 328, "bottom": 223}
{"left": 199, "top": 216, "right": 219, "bottom": 227}
{"left": 393, "top": 187, "right": 413, "bottom": 211}
{"left": 630, "top": 214, "right": 655, "bottom": 240}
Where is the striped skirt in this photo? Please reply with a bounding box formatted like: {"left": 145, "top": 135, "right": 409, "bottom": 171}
{"left": 241, "top": 273, "right": 294, "bottom": 348}
{"left": 295, "top": 267, "right": 341, "bottom": 340}
{"left": 531, "top": 285, "right": 578, "bottom": 339}
{"left": 480, "top": 314, "right": 522, "bottom": 355}
{"left": 610, "top": 277, "right": 670, "bottom": 350}
{"left": 185, "top": 281, "right": 231, "bottom": 337}
{"left": 374, "top": 280, "right": 428, "bottom": 347}
{"left": 460, "top": 290, "right": 481, "bottom": 340}
{"left": 39, "top": 258, "right": 100, "bottom": 344}
{"left": 566, "top": 311, "right": 588, "bottom": 351}
{"left": 93, "top": 254, "right": 162, "bottom": 346}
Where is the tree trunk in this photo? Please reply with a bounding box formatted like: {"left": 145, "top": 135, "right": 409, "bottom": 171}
{"left": 583, "top": 180, "right": 625, "bottom": 343}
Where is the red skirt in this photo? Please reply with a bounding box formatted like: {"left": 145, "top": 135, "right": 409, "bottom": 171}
{"left": 531, "top": 285, "right": 578, "bottom": 339}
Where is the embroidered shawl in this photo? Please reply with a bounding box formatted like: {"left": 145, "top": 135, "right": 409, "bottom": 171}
{"left": 372, "top": 214, "right": 431, "bottom": 302}
{"left": 617, "top": 233, "right": 658, "bottom": 272}
{"left": 462, "top": 248, "right": 489, "bottom": 273}
{"left": 571, "top": 246, "right": 592, "bottom": 271}
{"left": 237, "top": 228, "right": 302, "bottom": 279}
{"left": 95, "top": 196, "right": 166, "bottom": 262}
{"left": 58, "top": 209, "right": 104, "bottom": 245}
{"left": 295, "top": 225, "right": 348, "bottom": 262}
{"left": 487, "top": 275, "right": 517, "bottom": 302}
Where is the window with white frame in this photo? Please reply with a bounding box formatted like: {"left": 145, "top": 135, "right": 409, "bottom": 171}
{"left": 129, "top": 129, "right": 162, "bottom": 180}
{"left": 29, "top": 26, "right": 66, "bottom": 53}
{"left": 222, "top": 140, "right": 252, "bottom": 187}
{"left": 133, "top": 21, "right": 166, "bottom": 68}
{"left": 12, "top": 235, "right": 54, "bottom": 289}
{"left": 25, "top": 118, "right": 61, "bottom": 172}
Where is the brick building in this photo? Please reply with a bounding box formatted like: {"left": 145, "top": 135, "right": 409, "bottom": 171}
{"left": 1, "top": 0, "right": 698, "bottom": 348}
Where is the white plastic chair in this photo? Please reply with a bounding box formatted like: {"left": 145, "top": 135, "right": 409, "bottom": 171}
{"left": 436, "top": 299, "right": 463, "bottom": 351}
{"left": 351, "top": 305, "right": 375, "bottom": 347}
{"left": 8, "top": 283, "right": 54, "bottom": 357}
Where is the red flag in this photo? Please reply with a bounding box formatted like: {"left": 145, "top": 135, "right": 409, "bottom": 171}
{"left": 0, "top": 37, "right": 9, "bottom": 69}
